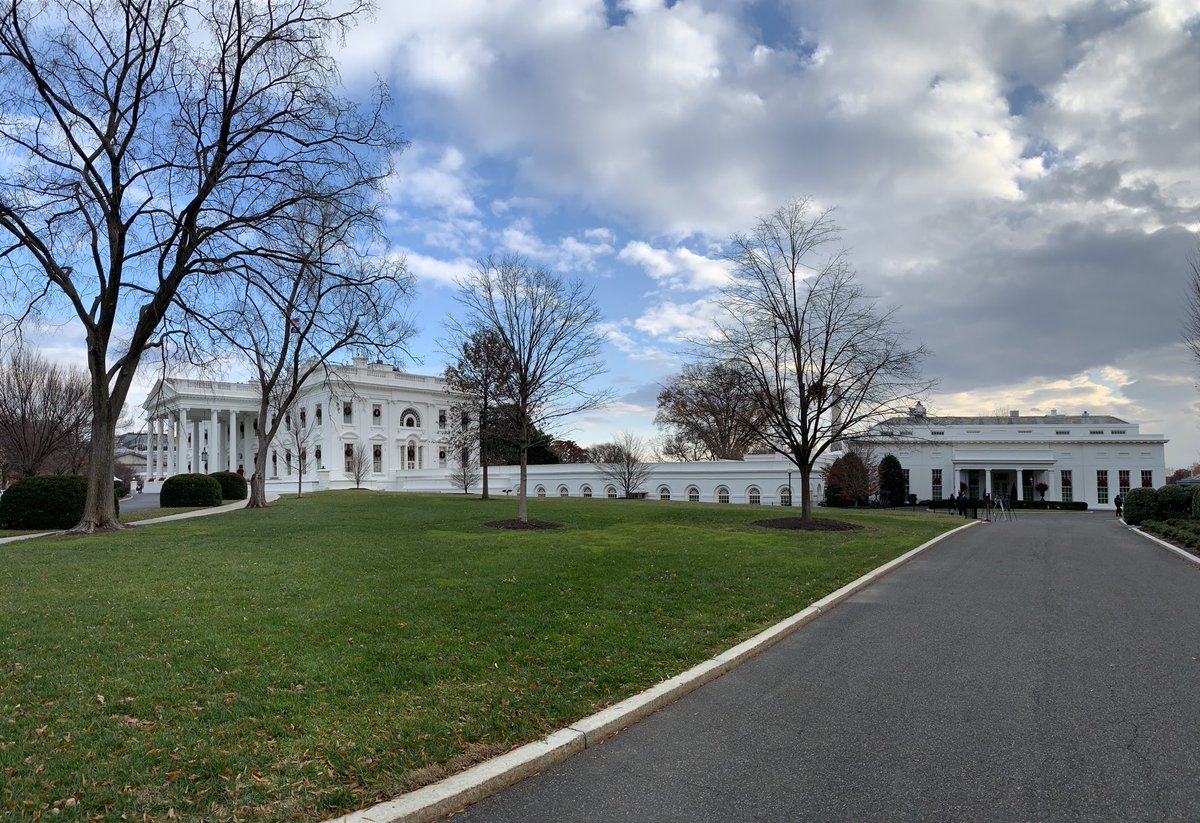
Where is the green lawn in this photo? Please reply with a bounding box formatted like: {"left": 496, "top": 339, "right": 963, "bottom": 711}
{"left": 0, "top": 506, "right": 211, "bottom": 538}
{"left": 0, "top": 493, "right": 957, "bottom": 821}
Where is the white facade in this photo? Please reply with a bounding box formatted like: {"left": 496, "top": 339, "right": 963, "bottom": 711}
{"left": 141, "top": 361, "right": 829, "bottom": 505}
{"left": 142, "top": 358, "right": 466, "bottom": 493}
{"left": 865, "top": 406, "right": 1168, "bottom": 509}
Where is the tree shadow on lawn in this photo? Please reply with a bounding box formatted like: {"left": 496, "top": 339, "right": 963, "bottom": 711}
{"left": 754, "top": 517, "right": 865, "bottom": 532}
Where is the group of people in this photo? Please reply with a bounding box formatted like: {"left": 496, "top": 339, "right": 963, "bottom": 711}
{"left": 947, "top": 490, "right": 1015, "bottom": 519}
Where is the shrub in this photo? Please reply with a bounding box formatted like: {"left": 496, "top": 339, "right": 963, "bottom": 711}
{"left": 209, "top": 471, "right": 248, "bottom": 501}
{"left": 160, "top": 473, "right": 222, "bottom": 508}
{"left": 1141, "top": 519, "right": 1200, "bottom": 551}
{"left": 1156, "top": 484, "right": 1193, "bottom": 518}
{"left": 1191, "top": 489, "right": 1200, "bottom": 520}
{"left": 1122, "top": 487, "right": 1157, "bottom": 526}
{"left": 0, "top": 475, "right": 118, "bottom": 530}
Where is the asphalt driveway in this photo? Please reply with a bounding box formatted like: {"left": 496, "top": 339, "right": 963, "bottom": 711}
{"left": 457, "top": 514, "right": 1200, "bottom": 822}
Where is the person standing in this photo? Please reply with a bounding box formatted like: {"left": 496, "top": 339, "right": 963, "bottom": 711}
{"left": 1114, "top": 493, "right": 1124, "bottom": 519}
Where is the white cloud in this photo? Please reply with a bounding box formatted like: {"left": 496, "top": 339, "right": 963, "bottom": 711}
{"left": 400, "top": 249, "right": 474, "bottom": 288}
{"left": 618, "top": 241, "right": 730, "bottom": 290}
{"left": 499, "top": 219, "right": 615, "bottom": 271}
{"left": 633, "top": 297, "right": 723, "bottom": 341}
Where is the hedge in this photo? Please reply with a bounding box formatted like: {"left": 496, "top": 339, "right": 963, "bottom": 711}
{"left": 160, "top": 473, "right": 223, "bottom": 508}
{"left": 208, "top": 471, "right": 248, "bottom": 501}
{"left": 1156, "top": 484, "right": 1193, "bottom": 519}
{"left": 1140, "top": 519, "right": 1200, "bottom": 551}
{"left": 1122, "top": 487, "right": 1157, "bottom": 526}
{"left": 0, "top": 475, "right": 119, "bottom": 530}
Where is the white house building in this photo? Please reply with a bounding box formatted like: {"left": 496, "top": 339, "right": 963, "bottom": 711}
{"left": 864, "top": 403, "right": 1168, "bottom": 509}
{"left": 141, "top": 363, "right": 1167, "bottom": 511}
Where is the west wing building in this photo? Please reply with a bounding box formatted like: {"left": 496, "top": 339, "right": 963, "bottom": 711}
{"left": 867, "top": 404, "right": 1167, "bottom": 509}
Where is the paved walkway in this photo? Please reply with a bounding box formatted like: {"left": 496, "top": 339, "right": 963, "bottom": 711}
{"left": 458, "top": 514, "right": 1200, "bottom": 822}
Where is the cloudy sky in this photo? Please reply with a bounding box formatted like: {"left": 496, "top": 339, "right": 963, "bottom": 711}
{"left": 98, "top": 0, "right": 1198, "bottom": 465}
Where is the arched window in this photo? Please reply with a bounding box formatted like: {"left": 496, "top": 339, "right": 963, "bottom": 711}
{"left": 716, "top": 486, "right": 730, "bottom": 504}
{"left": 401, "top": 408, "right": 420, "bottom": 428}
{"left": 581, "top": 485, "right": 593, "bottom": 498}
{"left": 606, "top": 486, "right": 618, "bottom": 499}
{"left": 535, "top": 485, "right": 547, "bottom": 498}
{"left": 658, "top": 486, "right": 671, "bottom": 501}
{"left": 779, "top": 486, "right": 793, "bottom": 507}
{"left": 747, "top": 486, "right": 761, "bottom": 505}
{"left": 687, "top": 486, "right": 700, "bottom": 503}
{"left": 558, "top": 485, "right": 570, "bottom": 497}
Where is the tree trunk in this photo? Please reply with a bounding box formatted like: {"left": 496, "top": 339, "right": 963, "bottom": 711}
{"left": 482, "top": 461, "right": 490, "bottom": 500}
{"left": 799, "top": 468, "right": 813, "bottom": 521}
{"left": 247, "top": 407, "right": 270, "bottom": 508}
{"left": 73, "top": 400, "right": 124, "bottom": 532}
{"left": 518, "top": 447, "right": 528, "bottom": 523}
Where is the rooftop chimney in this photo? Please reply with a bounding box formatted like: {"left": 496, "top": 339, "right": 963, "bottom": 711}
{"left": 1050, "top": 408, "right": 1058, "bottom": 416}
{"left": 1009, "top": 410, "right": 1019, "bottom": 418}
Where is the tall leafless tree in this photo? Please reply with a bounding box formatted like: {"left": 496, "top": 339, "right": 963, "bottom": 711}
{"left": 451, "top": 255, "right": 612, "bottom": 524}
{"left": 0, "top": 0, "right": 394, "bottom": 531}
{"left": 349, "top": 442, "right": 372, "bottom": 490}
{"left": 0, "top": 348, "right": 91, "bottom": 479}
{"left": 1185, "top": 245, "right": 1200, "bottom": 372}
{"left": 443, "top": 329, "right": 514, "bottom": 500}
{"left": 655, "top": 362, "right": 764, "bottom": 460}
{"left": 280, "top": 401, "right": 318, "bottom": 498}
{"left": 181, "top": 195, "right": 415, "bottom": 508}
{"left": 702, "top": 199, "right": 935, "bottom": 521}
{"left": 447, "top": 443, "right": 482, "bottom": 494}
{"left": 592, "top": 432, "right": 654, "bottom": 498}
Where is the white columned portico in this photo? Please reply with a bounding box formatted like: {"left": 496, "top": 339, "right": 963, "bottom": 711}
{"left": 191, "top": 418, "right": 200, "bottom": 473}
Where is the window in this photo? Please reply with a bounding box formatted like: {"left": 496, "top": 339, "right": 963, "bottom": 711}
{"left": 716, "top": 486, "right": 730, "bottom": 504}
{"left": 687, "top": 486, "right": 700, "bottom": 503}
{"left": 558, "top": 485, "right": 569, "bottom": 498}
{"left": 372, "top": 404, "right": 382, "bottom": 425}
{"left": 1090, "top": 430, "right": 1104, "bottom": 435}
{"left": 344, "top": 444, "right": 355, "bottom": 473}
{"left": 966, "top": 429, "right": 980, "bottom": 434}
{"left": 659, "top": 486, "right": 671, "bottom": 501}
{"left": 581, "top": 485, "right": 592, "bottom": 498}
{"left": 343, "top": 402, "right": 353, "bottom": 424}
{"left": 373, "top": 444, "right": 382, "bottom": 473}
{"left": 931, "top": 469, "right": 942, "bottom": 501}
{"left": 438, "top": 449, "right": 447, "bottom": 469}
{"left": 406, "top": 443, "right": 417, "bottom": 470}
{"left": 536, "top": 485, "right": 546, "bottom": 498}
{"left": 1096, "top": 470, "right": 1109, "bottom": 504}
{"left": 284, "top": 450, "right": 291, "bottom": 475}
{"left": 1018, "top": 429, "right": 1032, "bottom": 434}
{"left": 402, "top": 408, "right": 419, "bottom": 428}
{"left": 779, "top": 486, "right": 792, "bottom": 507}
{"left": 314, "top": 446, "right": 322, "bottom": 469}
{"left": 315, "top": 403, "right": 322, "bottom": 425}
{"left": 747, "top": 486, "right": 761, "bottom": 505}
{"left": 1111, "top": 429, "right": 1126, "bottom": 434}
{"left": 271, "top": 450, "right": 278, "bottom": 477}
{"left": 1061, "top": 470, "right": 1072, "bottom": 503}
{"left": 903, "top": 469, "right": 910, "bottom": 498}
{"left": 438, "top": 409, "right": 447, "bottom": 429}
{"left": 930, "top": 430, "right": 945, "bottom": 436}
{"left": 1118, "top": 469, "right": 1130, "bottom": 495}
{"left": 1056, "top": 430, "right": 1070, "bottom": 435}
{"left": 1141, "top": 470, "right": 1153, "bottom": 488}
{"left": 606, "top": 486, "right": 617, "bottom": 499}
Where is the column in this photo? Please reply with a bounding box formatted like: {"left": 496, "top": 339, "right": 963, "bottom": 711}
{"left": 241, "top": 417, "right": 252, "bottom": 475}
{"left": 165, "top": 415, "right": 174, "bottom": 476}
{"left": 209, "top": 409, "right": 219, "bottom": 473}
{"left": 325, "top": 396, "right": 337, "bottom": 474}
{"left": 148, "top": 418, "right": 158, "bottom": 478}
{"left": 1015, "top": 469, "right": 1024, "bottom": 501}
{"left": 985, "top": 468, "right": 993, "bottom": 497}
{"left": 176, "top": 410, "right": 187, "bottom": 476}
{"left": 227, "top": 411, "right": 237, "bottom": 471}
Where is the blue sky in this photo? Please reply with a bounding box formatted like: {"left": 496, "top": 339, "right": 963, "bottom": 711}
{"left": 94, "top": 1, "right": 1200, "bottom": 464}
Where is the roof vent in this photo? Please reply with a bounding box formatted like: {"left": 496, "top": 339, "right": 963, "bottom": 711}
{"left": 1050, "top": 408, "right": 1058, "bottom": 416}
{"left": 1082, "top": 410, "right": 1089, "bottom": 417}
{"left": 912, "top": 401, "right": 926, "bottom": 417}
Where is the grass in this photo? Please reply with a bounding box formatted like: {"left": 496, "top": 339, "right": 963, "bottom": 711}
{"left": 0, "top": 507, "right": 210, "bottom": 537}
{"left": 0, "top": 492, "right": 957, "bottom": 821}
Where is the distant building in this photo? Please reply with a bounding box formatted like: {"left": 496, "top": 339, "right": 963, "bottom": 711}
{"left": 865, "top": 404, "right": 1167, "bottom": 509}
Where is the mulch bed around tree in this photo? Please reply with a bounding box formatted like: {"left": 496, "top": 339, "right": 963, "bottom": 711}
{"left": 485, "top": 519, "right": 564, "bottom": 531}
{"left": 754, "top": 517, "right": 865, "bottom": 532}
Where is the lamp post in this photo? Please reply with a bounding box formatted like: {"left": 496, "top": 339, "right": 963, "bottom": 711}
{"left": 201, "top": 448, "right": 208, "bottom": 473}
{"left": 786, "top": 470, "right": 793, "bottom": 507}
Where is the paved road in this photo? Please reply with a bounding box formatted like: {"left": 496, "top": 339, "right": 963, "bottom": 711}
{"left": 119, "top": 492, "right": 161, "bottom": 513}
{"left": 457, "top": 514, "right": 1200, "bottom": 822}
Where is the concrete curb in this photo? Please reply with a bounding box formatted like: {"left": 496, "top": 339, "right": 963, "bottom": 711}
{"left": 1126, "top": 523, "right": 1200, "bottom": 568}
{"left": 324, "top": 519, "right": 980, "bottom": 823}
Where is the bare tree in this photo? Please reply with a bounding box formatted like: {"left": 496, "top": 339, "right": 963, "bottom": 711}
{"left": 0, "top": 0, "right": 394, "bottom": 531}
{"left": 349, "top": 443, "right": 372, "bottom": 490}
{"left": 702, "top": 199, "right": 935, "bottom": 520}
{"left": 0, "top": 348, "right": 91, "bottom": 478}
{"left": 654, "top": 431, "right": 708, "bottom": 463}
{"left": 655, "top": 362, "right": 764, "bottom": 460}
{"left": 182, "top": 195, "right": 415, "bottom": 508}
{"left": 280, "top": 402, "right": 318, "bottom": 498}
{"left": 592, "top": 432, "right": 654, "bottom": 498}
{"left": 1185, "top": 245, "right": 1200, "bottom": 371}
{"left": 448, "top": 444, "right": 482, "bottom": 494}
{"left": 443, "top": 329, "right": 514, "bottom": 500}
{"left": 452, "top": 256, "right": 612, "bottom": 523}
